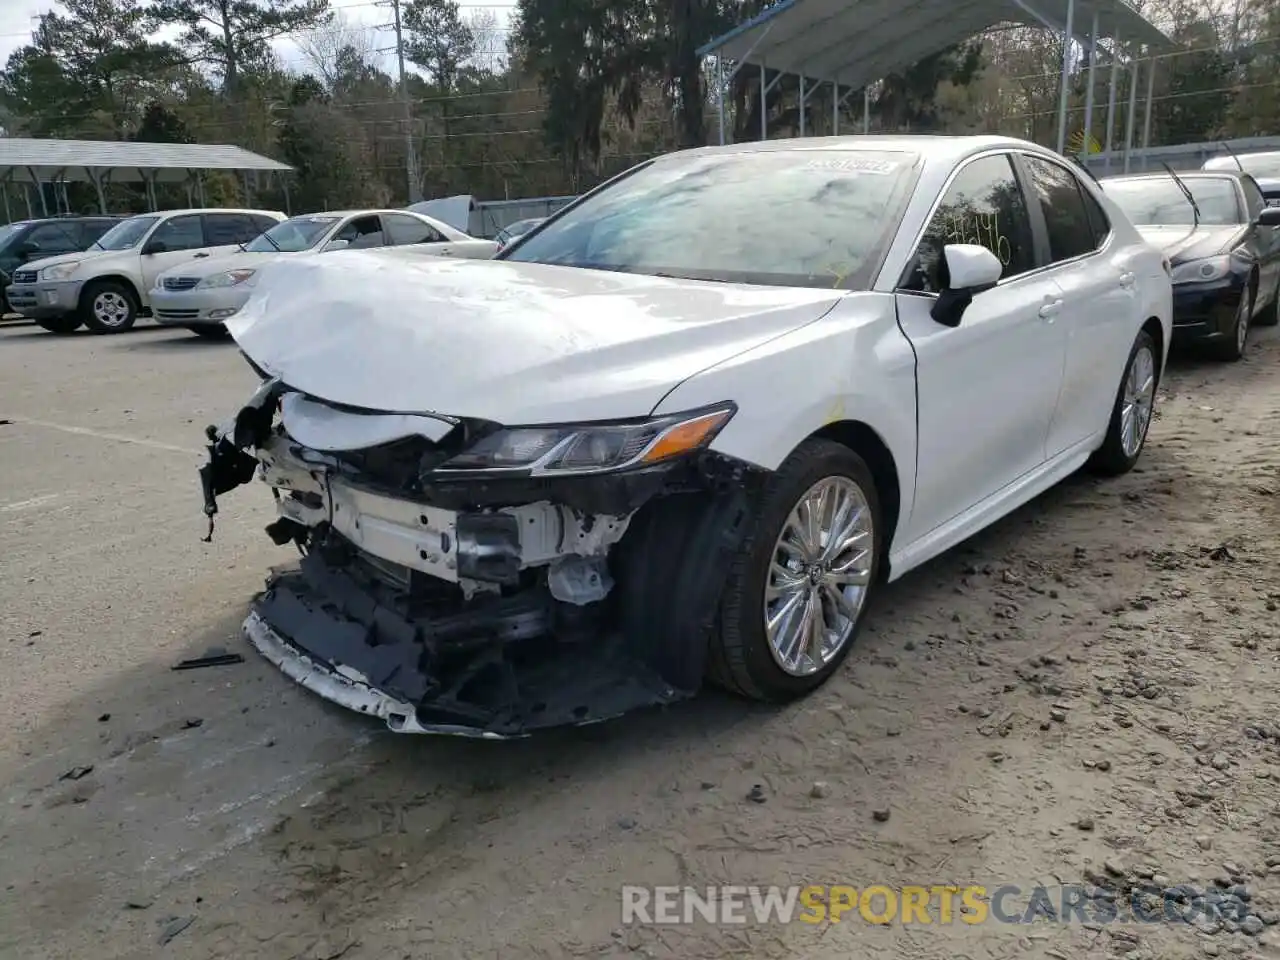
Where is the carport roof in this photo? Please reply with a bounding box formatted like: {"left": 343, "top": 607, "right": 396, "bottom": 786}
{"left": 697, "top": 0, "right": 1174, "bottom": 90}
{"left": 0, "top": 138, "right": 292, "bottom": 185}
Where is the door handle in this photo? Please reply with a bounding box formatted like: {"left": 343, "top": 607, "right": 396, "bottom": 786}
{"left": 1039, "top": 299, "right": 1062, "bottom": 319}
{"left": 1118, "top": 270, "right": 1135, "bottom": 287}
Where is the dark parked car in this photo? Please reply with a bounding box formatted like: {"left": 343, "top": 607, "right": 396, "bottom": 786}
{"left": 1100, "top": 170, "right": 1280, "bottom": 361}
{"left": 0, "top": 216, "right": 121, "bottom": 315}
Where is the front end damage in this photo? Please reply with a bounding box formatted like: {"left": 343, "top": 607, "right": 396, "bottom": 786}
{"left": 199, "top": 378, "right": 760, "bottom": 737}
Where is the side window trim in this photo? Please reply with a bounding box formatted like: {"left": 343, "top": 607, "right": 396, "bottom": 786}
{"left": 894, "top": 150, "right": 1037, "bottom": 293}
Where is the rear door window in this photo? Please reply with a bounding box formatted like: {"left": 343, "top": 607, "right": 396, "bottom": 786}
{"left": 204, "top": 213, "right": 261, "bottom": 246}
{"left": 1022, "top": 155, "right": 1099, "bottom": 263}
{"left": 384, "top": 213, "right": 447, "bottom": 245}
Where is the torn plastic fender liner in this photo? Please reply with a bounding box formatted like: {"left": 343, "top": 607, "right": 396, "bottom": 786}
{"left": 199, "top": 377, "right": 283, "bottom": 540}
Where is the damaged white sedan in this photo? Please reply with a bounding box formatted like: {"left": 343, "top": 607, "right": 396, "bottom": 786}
{"left": 199, "top": 135, "right": 1172, "bottom": 737}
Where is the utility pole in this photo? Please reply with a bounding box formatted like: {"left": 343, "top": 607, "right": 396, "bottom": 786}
{"left": 385, "top": 0, "right": 422, "bottom": 203}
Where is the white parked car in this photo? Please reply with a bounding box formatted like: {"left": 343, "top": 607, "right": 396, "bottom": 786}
{"left": 5, "top": 208, "right": 286, "bottom": 334}
{"left": 151, "top": 208, "right": 499, "bottom": 338}
{"left": 198, "top": 135, "right": 1172, "bottom": 737}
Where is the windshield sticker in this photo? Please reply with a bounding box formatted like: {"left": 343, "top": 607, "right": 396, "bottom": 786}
{"left": 800, "top": 158, "right": 900, "bottom": 175}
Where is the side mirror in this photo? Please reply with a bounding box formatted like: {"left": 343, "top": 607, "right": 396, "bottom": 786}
{"left": 1256, "top": 207, "right": 1280, "bottom": 227}
{"left": 930, "top": 244, "right": 1003, "bottom": 327}
{"left": 323, "top": 238, "right": 350, "bottom": 251}
{"left": 143, "top": 239, "right": 168, "bottom": 255}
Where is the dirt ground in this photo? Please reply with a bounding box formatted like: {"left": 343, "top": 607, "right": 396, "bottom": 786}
{"left": 1, "top": 318, "right": 1278, "bottom": 960}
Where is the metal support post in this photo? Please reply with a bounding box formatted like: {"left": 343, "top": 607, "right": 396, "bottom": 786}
{"left": 1124, "top": 53, "right": 1140, "bottom": 173}
{"left": 1082, "top": 9, "right": 1099, "bottom": 160}
{"left": 1104, "top": 32, "right": 1121, "bottom": 174}
{"left": 1055, "top": 0, "right": 1075, "bottom": 154}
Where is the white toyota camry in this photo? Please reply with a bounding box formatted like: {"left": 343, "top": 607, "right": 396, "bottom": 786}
{"left": 199, "top": 135, "right": 1173, "bottom": 738}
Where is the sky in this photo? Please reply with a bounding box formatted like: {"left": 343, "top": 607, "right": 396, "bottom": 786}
{"left": 0, "top": 0, "right": 517, "bottom": 77}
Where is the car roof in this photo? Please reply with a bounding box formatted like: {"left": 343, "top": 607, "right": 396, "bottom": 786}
{"left": 283, "top": 209, "right": 425, "bottom": 219}
{"left": 661, "top": 134, "right": 1055, "bottom": 167}
{"left": 123, "top": 207, "right": 286, "bottom": 218}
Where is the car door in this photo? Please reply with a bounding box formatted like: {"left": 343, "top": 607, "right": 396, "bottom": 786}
{"left": 22, "top": 222, "right": 82, "bottom": 263}
{"left": 1240, "top": 175, "right": 1280, "bottom": 304}
{"left": 1018, "top": 153, "right": 1137, "bottom": 456}
{"left": 139, "top": 214, "right": 208, "bottom": 290}
{"left": 894, "top": 152, "right": 1068, "bottom": 544}
{"left": 333, "top": 215, "right": 385, "bottom": 250}
{"left": 383, "top": 212, "right": 448, "bottom": 248}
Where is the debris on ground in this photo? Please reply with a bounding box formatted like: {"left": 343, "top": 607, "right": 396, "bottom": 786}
{"left": 58, "top": 766, "right": 93, "bottom": 781}
{"left": 172, "top": 647, "right": 245, "bottom": 671}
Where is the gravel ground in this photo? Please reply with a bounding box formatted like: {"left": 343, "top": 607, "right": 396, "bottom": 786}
{"left": 1, "top": 317, "right": 1278, "bottom": 960}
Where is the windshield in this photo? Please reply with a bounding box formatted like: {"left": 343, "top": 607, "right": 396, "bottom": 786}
{"left": 244, "top": 215, "right": 339, "bottom": 253}
{"left": 0, "top": 223, "right": 26, "bottom": 248}
{"left": 1102, "top": 177, "right": 1242, "bottom": 226}
{"left": 94, "top": 216, "right": 160, "bottom": 251}
{"left": 502, "top": 149, "right": 919, "bottom": 289}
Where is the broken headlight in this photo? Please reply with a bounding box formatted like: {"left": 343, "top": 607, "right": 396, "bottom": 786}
{"left": 435, "top": 404, "right": 735, "bottom": 476}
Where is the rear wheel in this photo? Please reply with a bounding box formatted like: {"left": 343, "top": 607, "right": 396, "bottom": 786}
{"left": 1258, "top": 279, "right": 1280, "bottom": 327}
{"left": 80, "top": 280, "right": 138, "bottom": 334}
{"left": 36, "top": 315, "right": 84, "bottom": 334}
{"left": 708, "top": 439, "right": 880, "bottom": 702}
{"left": 1089, "top": 328, "right": 1158, "bottom": 477}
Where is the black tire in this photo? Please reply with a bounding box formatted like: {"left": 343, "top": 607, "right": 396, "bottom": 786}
{"left": 1089, "top": 328, "right": 1159, "bottom": 477}
{"left": 1257, "top": 279, "right": 1280, "bottom": 327}
{"left": 1210, "top": 285, "right": 1252, "bottom": 361}
{"left": 187, "top": 324, "right": 230, "bottom": 340}
{"left": 79, "top": 279, "right": 138, "bottom": 334}
{"left": 708, "top": 439, "right": 882, "bottom": 702}
{"left": 36, "top": 315, "right": 84, "bottom": 334}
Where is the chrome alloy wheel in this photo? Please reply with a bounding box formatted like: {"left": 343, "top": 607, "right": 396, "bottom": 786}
{"left": 1120, "top": 342, "right": 1156, "bottom": 459}
{"left": 764, "top": 476, "right": 874, "bottom": 678}
{"left": 92, "top": 290, "right": 131, "bottom": 328}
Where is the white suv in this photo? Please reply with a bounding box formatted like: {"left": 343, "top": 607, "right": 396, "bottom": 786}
{"left": 5, "top": 207, "right": 286, "bottom": 334}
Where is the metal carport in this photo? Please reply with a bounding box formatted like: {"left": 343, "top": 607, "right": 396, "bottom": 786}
{"left": 0, "top": 138, "right": 293, "bottom": 221}
{"left": 698, "top": 0, "right": 1175, "bottom": 169}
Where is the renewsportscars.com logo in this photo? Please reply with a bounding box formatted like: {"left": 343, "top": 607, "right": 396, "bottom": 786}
{"left": 621, "top": 884, "right": 1269, "bottom": 928}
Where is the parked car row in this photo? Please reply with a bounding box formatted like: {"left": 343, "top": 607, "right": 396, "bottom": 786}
{"left": 2, "top": 205, "right": 498, "bottom": 336}
{"left": 1099, "top": 165, "right": 1280, "bottom": 361}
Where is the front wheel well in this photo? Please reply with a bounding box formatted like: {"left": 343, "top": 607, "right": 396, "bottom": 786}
{"left": 79, "top": 275, "right": 142, "bottom": 310}
{"left": 806, "top": 419, "right": 900, "bottom": 580}
{"left": 1141, "top": 316, "right": 1165, "bottom": 381}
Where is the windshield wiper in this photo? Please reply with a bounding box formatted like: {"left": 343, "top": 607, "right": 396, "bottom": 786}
{"left": 1162, "top": 163, "right": 1201, "bottom": 229}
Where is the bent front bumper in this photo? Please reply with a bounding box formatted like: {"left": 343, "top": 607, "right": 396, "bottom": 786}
{"left": 199, "top": 379, "right": 757, "bottom": 736}
{"left": 244, "top": 553, "right": 685, "bottom": 738}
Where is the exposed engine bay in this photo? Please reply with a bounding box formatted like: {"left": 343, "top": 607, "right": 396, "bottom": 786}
{"left": 199, "top": 377, "right": 760, "bottom": 737}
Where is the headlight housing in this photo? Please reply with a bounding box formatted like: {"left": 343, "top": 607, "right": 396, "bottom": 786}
{"left": 198, "top": 269, "right": 257, "bottom": 289}
{"left": 436, "top": 404, "right": 736, "bottom": 476}
{"left": 39, "top": 262, "right": 80, "bottom": 281}
{"left": 1170, "top": 255, "right": 1232, "bottom": 285}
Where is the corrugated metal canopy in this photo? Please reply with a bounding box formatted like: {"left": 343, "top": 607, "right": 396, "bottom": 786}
{"left": 698, "top": 0, "right": 1173, "bottom": 90}
{"left": 0, "top": 138, "right": 292, "bottom": 184}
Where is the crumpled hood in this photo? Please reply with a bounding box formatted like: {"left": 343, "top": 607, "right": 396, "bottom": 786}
{"left": 227, "top": 251, "right": 843, "bottom": 424}
{"left": 1136, "top": 224, "right": 1244, "bottom": 262}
